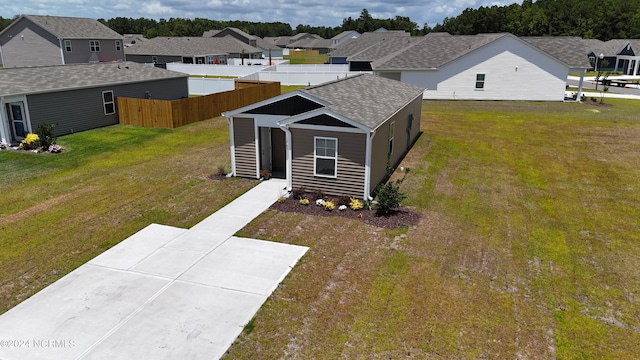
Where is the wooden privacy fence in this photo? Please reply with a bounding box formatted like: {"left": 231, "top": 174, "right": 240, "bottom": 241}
{"left": 117, "top": 80, "right": 280, "bottom": 128}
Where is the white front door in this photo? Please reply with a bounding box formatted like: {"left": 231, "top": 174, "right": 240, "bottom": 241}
{"left": 8, "top": 102, "right": 27, "bottom": 141}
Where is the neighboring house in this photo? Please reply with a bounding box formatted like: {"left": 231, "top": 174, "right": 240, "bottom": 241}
{"left": 287, "top": 38, "right": 332, "bottom": 54}
{"left": 330, "top": 31, "right": 360, "bottom": 46}
{"left": 223, "top": 74, "right": 424, "bottom": 199}
{"left": 203, "top": 27, "right": 283, "bottom": 58}
{"left": 0, "top": 15, "right": 124, "bottom": 68}
{"left": 0, "top": 61, "right": 188, "bottom": 145}
{"left": 125, "top": 36, "right": 263, "bottom": 65}
{"left": 583, "top": 38, "right": 640, "bottom": 74}
{"left": 263, "top": 36, "right": 292, "bottom": 48}
{"left": 373, "top": 32, "right": 590, "bottom": 101}
{"left": 124, "top": 33, "right": 146, "bottom": 47}
{"left": 328, "top": 31, "right": 411, "bottom": 64}
{"left": 288, "top": 33, "right": 320, "bottom": 45}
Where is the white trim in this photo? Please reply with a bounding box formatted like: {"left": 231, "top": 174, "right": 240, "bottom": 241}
{"left": 64, "top": 39, "right": 72, "bottom": 52}
{"left": 279, "top": 108, "right": 370, "bottom": 132}
{"left": 475, "top": 73, "right": 485, "bottom": 89}
{"left": 228, "top": 117, "right": 236, "bottom": 176}
{"left": 364, "top": 130, "right": 375, "bottom": 200}
{"left": 222, "top": 90, "right": 330, "bottom": 118}
{"left": 287, "top": 123, "right": 367, "bottom": 134}
{"left": 90, "top": 40, "right": 101, "bottom": 52}
{"left": 0, "top": 95, "right": 31, "bottom": 144}
{"left": 254, "top": 122, "right": 260, "bottom": 179}
{"left": 313, "top": 136, "right": 338, "bottom": 178}
{"left": 282, "top": 126, "right": 293, "bottom": 191}
{"left": 102, "top": 90, "right": 115, "bottom": 115}
{"left": 115, "top": 40, "right": 121, "bottom": 52}
{"left": 57, "top": 39, "right": 66, "bottom": 65}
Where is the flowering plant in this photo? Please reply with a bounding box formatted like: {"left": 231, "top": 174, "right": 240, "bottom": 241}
{"left": 338, "top": 205, "right": 347, "bottom": 211}
{"left": 315, "top": 199, "right": 325, "bottom": 206}
{"left": 20, "top": 133, "right": 40, "bottom": 150}
{"left": 322, "top": 201, "right": 335, "bottom": 211}
{"left": 48, "top": 144, "right": 63, "bottom": 153}
{"left": 299, "top": 198, "right": 310, "bottom": 205}
{"left": 349, "top": 198, "right": 364, "bottom": 211}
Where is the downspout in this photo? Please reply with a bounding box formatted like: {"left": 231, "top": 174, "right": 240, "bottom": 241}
{"left": 58, "top": 38, "right": 66, "bottom": 64}
{"left": 363, "top": 129, "right": 376, "bottom": 201}
{"left": 279, "top": 124, "right": 293, "bottom": 192}
{"left": 227, "top": 117, "right": 236, "bottom": 176}
{"left": 576, "top": 68, "right": 586, "bottom": 102}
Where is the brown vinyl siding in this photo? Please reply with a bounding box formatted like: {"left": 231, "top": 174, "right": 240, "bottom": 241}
{"left": 233, "top": 117, "right": 257, "bottom": 178}
{"left": 291, "top": 128, "right": 366, "bottom": 198}
{"left": 370, "top": 95, "right": 422, "bottom": 188}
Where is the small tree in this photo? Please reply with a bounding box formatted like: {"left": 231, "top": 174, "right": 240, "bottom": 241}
{"left": 375, "top": 168, "right": 410, "bottom": 216}
{"left": 35, "top": 122, "right": 56, "bottom": 149}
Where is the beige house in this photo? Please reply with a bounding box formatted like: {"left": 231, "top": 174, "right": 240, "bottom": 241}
{"left": 223, "top": 74, "right": 424, "bottom": 199}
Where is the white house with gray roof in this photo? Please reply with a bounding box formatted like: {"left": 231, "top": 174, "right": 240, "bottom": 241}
{"left": 0, "top": 15, "right": 124, "bottom": 68}
{"left": 203, "top": 27, "right": 283, "bottom": 59}
{"left": 0, "top": 61, "right": 188, "bottom": 145}
{"left": 373, "top": 33, "right": 591, "bottom": 101}
{"left": 223, "top": 74, "right": 424, "bottom": 199}
{"left": 125, "top": 36, "right": 263, "bottom": 65}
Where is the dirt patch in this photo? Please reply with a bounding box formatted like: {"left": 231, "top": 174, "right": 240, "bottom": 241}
{"left": 270, "top": 196, "right": 420, "bottom": 229}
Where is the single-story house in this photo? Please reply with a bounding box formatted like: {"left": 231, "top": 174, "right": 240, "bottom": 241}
{"left": 125, "top": 36, "right": 263, "bottom": 65}
{"left": 0, "top": 15, "right": 124, "bottom": 68}
{"left": 223, "top": 74, "right": 424, "bottom": 199}
{"left": 203, "top": 27, "right": 283, "bottom": 59}
{"left": 583, "top": 38, "right": 640, "bottom": 74}
{"left": 0, "top": 61, "right": 188, "bottom": 145}
{"left": 287, "top": 38, "right": 332, "bottom": 54}
{"left": 374, "top": 32, "right": 591, "bottom": 101}
{"left": 328, "top": 31, "right": 411, "bottom": 64}
{"left": 330, "top": 31, "right": 360, "bottom": 46}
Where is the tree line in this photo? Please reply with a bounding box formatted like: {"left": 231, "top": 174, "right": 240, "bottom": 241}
{"left": 1, "top": 1, "right": 639, "bottom": 41}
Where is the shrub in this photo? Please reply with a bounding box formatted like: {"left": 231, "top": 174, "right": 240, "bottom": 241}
{"left": 322, "top": 201, "right": 335, "bottom": 211}
{"left": 335, "top": 195, "right": 351, "bottom": 206}
{"left": 310, "top": 189, "right": 324, "bottom": 201}
{"left": 349, "top": 198, "right": 364, "bottom": 211}
{"left": 375, "top": 168, "right": 410, "bottom": 216}
{"left": 35, "top": 122, "right": 56, "bottom": 149}
{"left": 20, "top": 133, "right": 40, "bottom": 150}
{"left": 299, "top": 198, "right": 310, "bottom": 205}
{"left": 291, "top": 187, "right": 307, "bottom": 200}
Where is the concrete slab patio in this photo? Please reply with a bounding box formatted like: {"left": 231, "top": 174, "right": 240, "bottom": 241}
{"left": 0, "top": 179, "right": 307, "bottom": 360}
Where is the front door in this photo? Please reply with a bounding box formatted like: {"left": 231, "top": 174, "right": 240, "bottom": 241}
{"left": 8, "top": 102, "right": 27, "bottom": 141}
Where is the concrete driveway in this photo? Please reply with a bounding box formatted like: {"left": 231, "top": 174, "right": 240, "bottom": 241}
{"left": 0, "top": 179, "right": 307, "bottom": 360}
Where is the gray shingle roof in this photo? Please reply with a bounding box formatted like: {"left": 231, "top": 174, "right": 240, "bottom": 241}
{"left": 0, "top": 61, "right": 187, "bottom": 96}
{"left": 300, "top": 74, "right": 424, "bottom": 129}
{"left": 124, "top": 36, "right": 262, "bottom": 56}
{"left": 348, "top": 36, "right": 420, "bottom": 62}
{"left": 19, "top": 15, "right": 123, "bottom": 40}
{"left": 375, "top": 33, "right": 592, "bottom": 70}
{"left": 287, "top": 38, "right": 332, "bottom": 49}
{"left": 329, "top": 31, "right": 411, "bottom": 57}
{"left": 520, "top": 36, "right": 592, "bottom": 68}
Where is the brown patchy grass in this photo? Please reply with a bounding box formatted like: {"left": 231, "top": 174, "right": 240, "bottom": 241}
{"left": 226, "top": 99, "right": 640, "bottom": 359}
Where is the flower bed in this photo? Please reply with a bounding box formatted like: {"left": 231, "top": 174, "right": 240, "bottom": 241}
{"left": 270, "top": 195, "right": 420, "bottom": 229}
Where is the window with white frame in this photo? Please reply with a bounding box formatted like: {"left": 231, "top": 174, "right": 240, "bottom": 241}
{"left": 314, "top": 137, "right": 337, "bottom": 178}
{"left": 64, "top": 40, "right": 72, "bottom": 52}
{"left": 102, "top": 90, "right": 115, "bottom": 115}
{"left": 475, "top": 73, "right": 485, "bottom": 89}
{"left": 388, "top": 121, "right": 395, "bottom": 155}
{"left": 90, "top": 40, "right": 100, "bottom": 52}
{"left": 115, "top": 40, "right": 121, "bottom": 51}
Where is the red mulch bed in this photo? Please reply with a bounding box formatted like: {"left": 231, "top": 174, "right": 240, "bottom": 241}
{"left": 270, "top": 196, "right": 421, "bottom": 229}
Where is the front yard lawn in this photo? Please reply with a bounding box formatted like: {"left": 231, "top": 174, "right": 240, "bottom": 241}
{"left": 228, "top": 99, "right": 640, "bottom": 359}
{"left": 0, "top": 119, "right": 256, "bottom": 313}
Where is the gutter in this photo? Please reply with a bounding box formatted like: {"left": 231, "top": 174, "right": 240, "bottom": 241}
{"left": 279, "top": 123, "right": 293, "bottom": 192}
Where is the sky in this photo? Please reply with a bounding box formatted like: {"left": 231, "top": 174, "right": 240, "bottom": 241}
{"left": 0, "top": 0, "right": 523, "bottom": 28}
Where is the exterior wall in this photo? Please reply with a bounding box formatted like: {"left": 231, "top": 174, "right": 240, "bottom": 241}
{"left": 290, "top": 128, "right": 366, "bottom": 198}
{"left": 0, "top": 17, "right": 62, "bottom": 67}
{"left": 27, "top": 78, "right": 188, "bottom": 137}
{"left": 233, "top": 117, "right": 258, "bottom": 178}
{"left": 398, "top": 36, "right": 569, "bottom": 101}
{"left": 125, "top": 54, "right": 183, "bottom": 64}
{"left": 370, "top": 95, "right": 422, "bottom": 189}
{"left": 63, "top": 39, "right": 125, "bottom": 64}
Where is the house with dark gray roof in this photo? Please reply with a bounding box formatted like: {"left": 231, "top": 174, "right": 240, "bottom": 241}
{"left": 583, "top": 38, "right": 640, "bottom": 74}
{"left": 330, "top": 31, "right": 360, "bottom": 46}
{"left": 287, "top": 38, "right": 332, "bottom": 54}
{"left": 125, "top": 36, "right": 263, "bottom": 65}
{"left": 328, "top": 31, "right": 411, "bottom": 64}
{"left": 203, "top": 27, "right": 283, "bottom": 59}
{"left": 0, "top": 61, "right": 188, "bottom": 145}
{"left": 223, "top": 73, "right": 424, "bottom": 199}
{"left": 0, "top": 15, "right": 124, "bottom": 68}
{"left": 373, "top": 32, "right": 591, "bottom": 101}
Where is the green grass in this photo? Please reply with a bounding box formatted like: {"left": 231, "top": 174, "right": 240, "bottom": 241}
{"left": 281, "top": 85, "right": 306, "bottom": 93}
{"left": 225, "top": 99, "right": 640, "bottom": 359}
{"left": 283, "top": 53, "right": 328, "bottom": 64}
{"left": 0, "top": 119, "right": 256, "bottom": 313}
